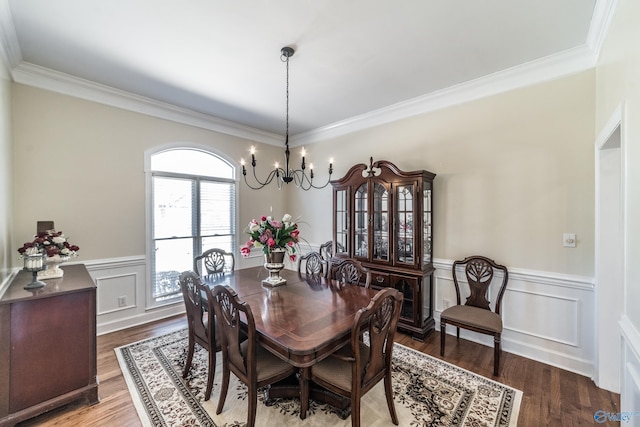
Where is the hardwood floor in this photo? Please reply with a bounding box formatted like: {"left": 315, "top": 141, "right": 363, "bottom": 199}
{"left": 17, "top": 315, "right": 619, "bottom": 427}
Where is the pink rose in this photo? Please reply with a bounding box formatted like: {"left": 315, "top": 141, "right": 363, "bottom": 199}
{"left": 291, "top": 229, "right": 299, "bottom": 239}
{"left": 289, "top": 254, "right": 297, "bottom": 262}
{"left": 240, "top": 246, "right": 251, "bottom": 258}
{"left": 261, "top": 215, "right": 267, "bottom": 221}
{"left": 267, "top": 238, "right": 275, "bottom": 248}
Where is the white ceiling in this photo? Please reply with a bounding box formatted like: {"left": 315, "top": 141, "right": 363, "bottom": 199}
{"left": 0, "top": 0, "right": 608, "bottom": 144}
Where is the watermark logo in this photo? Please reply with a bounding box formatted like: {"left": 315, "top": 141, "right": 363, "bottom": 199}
{"left": 594, "top": 410, "right": 640, "bottom": 423}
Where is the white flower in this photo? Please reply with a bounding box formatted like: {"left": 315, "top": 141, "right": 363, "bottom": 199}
{"left": 282, "top": 214, "right": 292, "bottom": 223}
{"left": 25, "top": 247, "right": 40, "bottom": 255}
{"left": 59, "top": 247, "right": 71, "bottom": 256}
{"left": 52, "top": 236, "right": 66, "bottom": 245}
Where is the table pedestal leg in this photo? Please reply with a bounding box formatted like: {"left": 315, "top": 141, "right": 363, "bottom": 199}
{"left": 264, "top": 373, "right": 351, "bottom": 420}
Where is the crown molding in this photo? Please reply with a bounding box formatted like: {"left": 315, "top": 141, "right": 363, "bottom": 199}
{"left": 292, "top": 44, "right": 597, "bottom": 146}
{"left": 2, "top": 0, "right": 604, "bottom": 148}
{"left": 0, "top": 0, "right": 21, "bottom": 71}
{"left": 587, "top": 0, "right": 619, "bottom": 60}
{"left": 11, "top": 62, "right": 283, "bottom": 145}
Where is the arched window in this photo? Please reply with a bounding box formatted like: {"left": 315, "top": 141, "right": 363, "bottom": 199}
{"left": 147, "top": 147, "right": 236, "bottom": 305}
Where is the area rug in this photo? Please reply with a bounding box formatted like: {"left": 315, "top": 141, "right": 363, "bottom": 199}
{"left": 115, "top": 329, "right": 522, "bottom": 426}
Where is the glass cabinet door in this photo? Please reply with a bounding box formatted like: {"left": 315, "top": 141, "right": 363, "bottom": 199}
{"left": 354, "top": 183, "right": 368, "bottom": 258}
{"left": 335, "top": 188, "right": 349, "bottom": 255}
{"left": 372, "top": 182, "right": 389, "bottom": 262}
{"left": 423, "top": 181, "right": 433, "bottom": 265}
{"left": 396, "top": 184, "right": 414, "bottom": 265}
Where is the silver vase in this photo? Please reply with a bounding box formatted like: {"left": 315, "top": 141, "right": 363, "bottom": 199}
{"left": 262, "top": 248, "right": 287, "bottom": 287}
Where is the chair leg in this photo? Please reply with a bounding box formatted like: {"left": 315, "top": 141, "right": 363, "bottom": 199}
{"left": 440, "top": 322, "right": 446, "bottom": 357}
{"left": 183, "top": 336, "right": 195, "bottom": 378}
{"left": 247, "top": 382, "right": 257, "bottom": 427}
{"left": 494, "top": 334, "right": 501, "bottom": 376}
{"left": 204, "top": 347, "right": 215, "bottom": 401}
{"left": 299, "top": 367, "right": 310, "bottom": 420}
{"left": 216, "top": 366, "right": 230, "bottom": 415}
{"left": 351, "top": 393, "right": 361, "bottom": 427}
{"left": 384, "top": 369, "right": 399, "bottom": 425}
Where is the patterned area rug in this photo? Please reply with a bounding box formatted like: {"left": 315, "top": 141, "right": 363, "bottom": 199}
{"left": 115, "top": 329, "right": 521, "bottom": 426}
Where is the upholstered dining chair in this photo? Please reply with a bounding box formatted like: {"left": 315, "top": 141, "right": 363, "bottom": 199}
{"left": 301, "top": 287, "right": 403, "bottom": 426}
{"left": 298, "top": 251, "right": 327, "bottom": 277}
{"left": 193, "top": 248, "right": 235, "bottom": 276}
{"left": 440, "top": 255, "right": 509, "bottom": 376}
{"left": 328, "top": 257, "right": 371, "bottom": 288}
{"left": 211, "top": 285, "right": 297, "bottom": 427}
{"left": 178, "top": 271, "right": 219, "bottom": 401}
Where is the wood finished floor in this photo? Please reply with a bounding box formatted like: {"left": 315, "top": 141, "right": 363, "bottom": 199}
{"left": 17, "top": 314, "right": 619, "bottom": 427}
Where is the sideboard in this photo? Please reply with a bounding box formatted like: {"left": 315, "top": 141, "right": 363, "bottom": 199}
{"left": 0, "top": 264, "right": 98, "bottom": 426}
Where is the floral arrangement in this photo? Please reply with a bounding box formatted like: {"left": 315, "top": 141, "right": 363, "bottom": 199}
{"left": 241, "top": 214, "right": 300, "bottom": 261}
{"left": 17, "top": 229, "right": 80, "bottom": 258}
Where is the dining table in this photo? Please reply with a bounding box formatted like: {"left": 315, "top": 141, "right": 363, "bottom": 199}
{"left": 200, "top": 265, "right": 378, "bottom": 419}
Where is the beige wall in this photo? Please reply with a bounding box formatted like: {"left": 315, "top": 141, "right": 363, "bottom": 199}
{"left": 294, "top": 70, "right": 596, "bottom": 276}
{"left": 11, "top": 84, "right": 285, "bottom": 265}
{"left": 596, "top": 0, "right": 640, "bottom": 329}
{"left": 10, "top": 69, "right": 596, "bottom": 280}
{"left": 0, "top": 58, "right": 11, "bottom": 284}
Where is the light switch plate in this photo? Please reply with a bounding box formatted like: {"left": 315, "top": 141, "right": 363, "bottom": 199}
{"left": 563, "top": 233, "right": 576, "bottom": 248}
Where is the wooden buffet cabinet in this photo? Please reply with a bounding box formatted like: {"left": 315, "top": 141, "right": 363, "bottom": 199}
{"left": 332, "top": 158, "right": 436, "bottom": 340}
{"left": 0, "top": 264, "right": 98, "bottom": 426}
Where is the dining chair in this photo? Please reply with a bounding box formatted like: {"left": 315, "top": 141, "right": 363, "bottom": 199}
{"left": 211, "top": 285, "right": 297, "bottom": 427}
{"left": 440, "top": 255, "right": 509, "bottom": 376}
{"left": 178, "top": 270, "right": 219, "bottom": 401}
{"left": 302, "top": 287, "right": 403, "bottom": 426}
{"left": 319, "top": 240, "right": 333, "bottom": 263}
{"left": 298, "top": 251, "right": 327, "bottom": 277}
{"left": 328, "top": 257, "right": 371, "bottom": 288}
{"left": 193, "top": 248, "right": 235, "bottom": 276}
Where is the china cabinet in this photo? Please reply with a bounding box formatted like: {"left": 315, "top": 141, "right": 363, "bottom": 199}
{"left": 331, "top": 158, "right": 435, "bottom": 340}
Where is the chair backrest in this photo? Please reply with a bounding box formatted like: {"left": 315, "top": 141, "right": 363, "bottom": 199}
{"left": 298, "top": 251, "right": 327, "bottom": 277}
{"left": 194, "top": 248, "right": 235, "bottom": 276}
{"left": 319, "top": 241, "right": 333, "bottom": 262}
{"left": 211, "top": 285, "right": 255, "bottom": 381}
{"left": 353, "top": 288, "right": 403, "bottom": 389}
{"left": 328, "top": 257, "right": 371, "bottom": 287}
{"left": 179, "top": 271, "right": 212, "bottom": 338}
{"left": 452, "top": 255, "right": 509, "bottom": 314}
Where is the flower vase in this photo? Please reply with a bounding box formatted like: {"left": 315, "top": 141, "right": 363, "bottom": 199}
{"left": 262, "top": 248, "right": 287, "bottom": 287}
{"left": 38, "top": 255, "right": 70, "bottom": 280}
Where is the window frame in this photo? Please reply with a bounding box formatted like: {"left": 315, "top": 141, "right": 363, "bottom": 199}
{"left": 144, "top": 144, "right": 239, "bottom": 308}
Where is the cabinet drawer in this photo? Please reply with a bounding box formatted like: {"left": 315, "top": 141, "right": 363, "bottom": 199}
{"left": 370, "top": 270, "right": 390, "bottom": 287}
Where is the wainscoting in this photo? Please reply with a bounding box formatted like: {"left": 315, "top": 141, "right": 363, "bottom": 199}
{"left": 86, "top": 254, "right": 264, "bottom": 335}
{"left": 79, "top": 254, "right": 598, "bottom": 378}
{"left": 620, "top": 316, "right": 640, "bottom": 424}
{"left": 433, "top": 259, "right": 595, "bottom": 378}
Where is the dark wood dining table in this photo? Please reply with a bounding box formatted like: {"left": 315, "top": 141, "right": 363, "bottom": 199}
{"left": 201, "top": 265, "right": 378, "bottom": 418}
{"left": 201, "top": 266, "right": 377, "bottom": 368}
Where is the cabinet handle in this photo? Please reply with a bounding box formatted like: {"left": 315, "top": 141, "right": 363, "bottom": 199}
{"left": 376, "top": 276, "right": 385, "bottom": 283}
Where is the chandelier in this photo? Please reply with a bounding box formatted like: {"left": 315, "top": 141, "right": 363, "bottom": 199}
{"left": 241, "top": 46, "right": 333, "bottom": 190}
